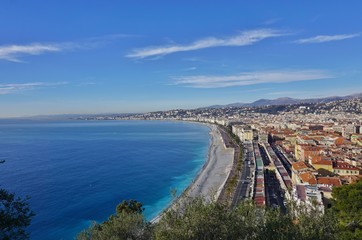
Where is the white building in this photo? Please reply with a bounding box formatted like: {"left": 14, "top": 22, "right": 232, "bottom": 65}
{"left": 232, "top": 125, "right": 253, "bottom": 141}
{"left": 292, "top": 184, "right": 324, "bottom": 213}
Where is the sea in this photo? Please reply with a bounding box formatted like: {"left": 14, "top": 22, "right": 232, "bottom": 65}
{"left": 0, "top": 120, "right": 210, "bottom": 240}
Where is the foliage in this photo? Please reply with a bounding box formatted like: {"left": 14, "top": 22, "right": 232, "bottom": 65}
{"left": 155, "top": 197, "right": 338, "bottom": 240}
{"left": 155, "top": 197, "right": 245, "bottom": 240}
{"left": 116, "top": 200, "right": 145, "bottom": 215}
{"left": 77, "top": 182, "right": 362, "bottom": 240}
{"left": 0, "top": 188, "right": 35, "bottom": 240}
{"left": 77, "top": 200, "right": 152, "bottom": 240}
{"left": 77, "top": 212, "right": 153, "bottom": 240}
{"left": 285, "top": 200, "right": 338, "bottom": 240}
{"left": 332, "top": 180, "right": 362, "bottom": 239}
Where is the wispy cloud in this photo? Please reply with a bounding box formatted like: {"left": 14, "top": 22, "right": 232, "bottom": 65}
{"left": 0, "top": 82, "right": 67, "bottom": 95}
{"left": 0, "top": 44, "right": 61, "bottom": 62}
{"left": 183, "top": 67, "right": 197, "bottom": 71}
{"left": 0, "top": 34, "right": 131, "bottom": 62}
{"left": 126, "top": 29, "right": 286, "bottom": 59}
{"left": 263, "top": 18, "right": 282, "bottom": 25}
{"left": 295, "top": 33, "right": 359, "bottom": 44}
{"left": 173, "top": 70, "right": 332, "bottom": 88}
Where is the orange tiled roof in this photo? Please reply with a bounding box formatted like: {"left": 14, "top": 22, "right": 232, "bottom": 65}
{"left": 300, "top": 136, "right": 312, "bottom": 140}
{"left": 311, "top": 156, "right": 333, "bottom": 166}
{"left": 314, "top": 160, "right": 333, "bottom": 166}
{"left": 317, "top": 177, "right": 342, "bottom": 187}
{"left": 292, "top": 161, "right": 308, "bottom": 171}
{"left": 303, "top": 146, "right": 322, "bottom": 151}
{"left": 335, "top": 137, "right": 347, "bottom": 146}
{"left": 299, "top": 172, "right": 317, "bottom": 185}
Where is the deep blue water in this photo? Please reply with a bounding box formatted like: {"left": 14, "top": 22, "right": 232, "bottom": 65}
{"left": 0, "top": 120, "right": 210, "bottom": 240}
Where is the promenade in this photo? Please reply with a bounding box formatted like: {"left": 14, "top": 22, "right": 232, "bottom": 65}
{"left": 187, "top": 124, "right": 235, "bottom": 202}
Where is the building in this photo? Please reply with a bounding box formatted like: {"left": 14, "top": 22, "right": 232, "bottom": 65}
{"left": 291, "top": 161, "right": 313, "bottom": 184}
{"left": 351, "top": 134, "right": 362, "bottom": 146}
{"left": 295, "top": 144, "right": 322, "bottom": 162}
{"left": 292, "top": 184, "right": 324, "bottom": 213}
{"left": 333, "top": 161, "right": 360, "bottom": 176}
{"left": 309, "top": 156, "right": 333, "bottom": 172}
{"left": 317, "top": 177, "right": 342, "bottom": 203}
{"left": 298, "top": 172, "right": 317, "bottom": 185}
{"left": 232, "top": 125, "right": 253, "bottom": 141}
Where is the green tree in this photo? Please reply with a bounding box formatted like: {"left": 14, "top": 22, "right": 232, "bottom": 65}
{"left": 332, "top": 180, "right": 362, "bottom": 239}
{"left": 155, "top": 197, "right": 246, "bottom": 240}
{"left": 116, "top": 200, "right": 145, "bottom": 215}
{"left": 77, "top": 212, "right": 153, "bottom": 240}
{"left": 78, "top": 196, "right": 341, "bottom": 240}
{"left": 155, "top": 197, "right": 338, "bottom": 240}
{"left": 284, "top": 200, "right": 338, "bottom": 240}
{"left": 0, "top": 188, "right": 35, "bottom": 240}
{"left": 77, "top": 200, "right": 152, "bottom": 240}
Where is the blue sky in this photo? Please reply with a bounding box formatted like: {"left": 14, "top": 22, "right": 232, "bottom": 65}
{"left": 0, "top": 1, "right": 361, "bottom": 117}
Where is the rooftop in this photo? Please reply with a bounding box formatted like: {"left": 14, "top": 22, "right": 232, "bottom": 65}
{"left": 292, "top": 161, "right": 309, "bottom": 171}
{"left": 317, "top": 177, "right": 342, "bottom": 187}
{"left": 299, "top": 172, "right": 317, "bottom": 185}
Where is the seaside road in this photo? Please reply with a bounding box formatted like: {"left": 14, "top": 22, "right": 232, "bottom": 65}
{"left": 187, "top": 125, "right": 234, "bottom": 203}
{"left": 231, "top": 144, "right": 252, "bottom": 207}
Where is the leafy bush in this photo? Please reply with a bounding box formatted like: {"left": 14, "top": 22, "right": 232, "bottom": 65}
{"left": 0, "top": 188, "right": 35, "bottom": 240}
{"left": 78, "top": 196, "right": 341, "bottom": 240}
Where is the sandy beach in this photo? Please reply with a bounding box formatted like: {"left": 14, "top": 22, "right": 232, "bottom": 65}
{"left": 152, "top": 123, "right": 234, "bottom": 222}
{"left": 186, "top": 124, "right": 235, "bottom": 202}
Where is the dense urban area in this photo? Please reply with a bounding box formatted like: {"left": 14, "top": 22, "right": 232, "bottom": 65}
{"left": 80, "top": 97, "right": 362, "bottom": 212}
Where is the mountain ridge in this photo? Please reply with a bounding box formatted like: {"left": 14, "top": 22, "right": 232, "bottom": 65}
{"left": 204, "top": 93, "right": 362, "bottom": 108}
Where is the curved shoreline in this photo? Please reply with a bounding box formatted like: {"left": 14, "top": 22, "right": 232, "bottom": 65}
{"left": 151, "top": 123, "right": 234, "bottom": 223}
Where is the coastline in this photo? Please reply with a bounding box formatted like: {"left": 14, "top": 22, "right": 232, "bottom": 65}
{"left": 186, "top": 124, "right": 235, "bottom": 201}
{"left": 69, "top": 119, "right": 233, "bottom": 223}
{"left": 151, "top": 122, "right": 234, "bottom": 223}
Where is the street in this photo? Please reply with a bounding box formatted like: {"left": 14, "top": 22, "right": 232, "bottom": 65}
{"left": 231, "top": 141, "right": 253, "bottom": 207}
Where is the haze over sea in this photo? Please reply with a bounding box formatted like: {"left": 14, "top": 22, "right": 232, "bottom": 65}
{"left": 0, "top": 120, "right": 210, "bottom": 240}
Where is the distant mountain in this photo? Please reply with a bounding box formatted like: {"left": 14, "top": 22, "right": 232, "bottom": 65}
{"left": 207, "top": 102, "right": 246, "bottom": 108}
{"left": 243, "top": 97, "right": 300, "bottom": 107}
{"left": 204, "top": 93, "right": 362, "bottom": 108}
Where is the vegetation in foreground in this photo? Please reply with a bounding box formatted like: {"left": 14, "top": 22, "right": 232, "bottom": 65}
{"left": 0, "top": 161, "right": 35, "bottom": 240}
{"left": 0, "top": 188, "right": 35, "bottom": 240}
{"left": 76, "top": 181, "right": 362, "bottom": 240}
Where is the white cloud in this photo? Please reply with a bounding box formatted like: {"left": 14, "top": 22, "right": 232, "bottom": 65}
{"left": 0, "top": 82, "right": 67, "bottom": 95}
{"left": 126, "top": 29, "right": 285, "bottom": 59}
{"left": 0, "top": 34, "right": 131, "bottom": 62}
{"left": 0, "top": 44, "right": 61, "bottom": 62}
{"left": 63, "top": 34, "right": 135, "bottom": 50}
{"left": 173, "top": 70, "right": 332, "bottom": 88}
{"left": 295, "top": 33, "right": 359, "bottom": 44}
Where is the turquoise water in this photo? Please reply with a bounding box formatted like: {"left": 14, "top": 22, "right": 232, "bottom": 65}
{"left": 0, "top": 120, "right": 210, "bottom": 239}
